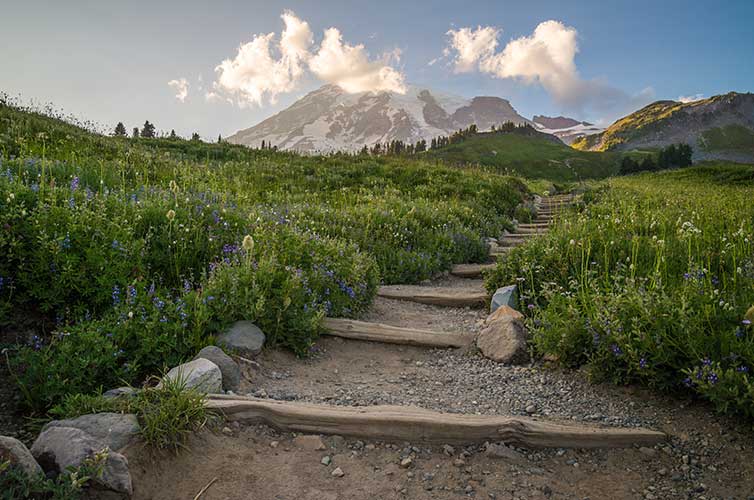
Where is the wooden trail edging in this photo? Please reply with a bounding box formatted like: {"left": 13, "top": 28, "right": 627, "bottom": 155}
{"left": 206, "top": 396, "right": 667, "bottom": 449}
{"left": 377, "top": 286, "right": 487, "bottom": 308}
{"left": 322, "top": 318, "right": 472, "bottom": 348}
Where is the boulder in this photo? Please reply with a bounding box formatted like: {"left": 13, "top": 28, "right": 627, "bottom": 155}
{"left": 43, "top": 413, "right": 140, "bottom": 452}
{"left": 0, "top": 435, "right": 43, "bottom": 477}
{"left": 490, "top": 285, "right": 518, "bottom": 313}
{"left": 163, "top": 358, "right": 222, "bottom": 393}
{"left": 193, "top": 345, "right": 241, "bottom": 392}
{"left": 102, "top": 387, "right": 138, "bottom": 399}
{"left": 476, "top": 314, "right": 528, "bottom": 364}
{"left": 217, "top": 321, "right": 266, "bottom": 357}
{"left": 31, "top": 426, "right": 132, "bottom": 496}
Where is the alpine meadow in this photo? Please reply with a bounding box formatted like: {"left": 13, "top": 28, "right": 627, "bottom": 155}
{"left": 2, "top": 2, "right": 754, "bottom": 499}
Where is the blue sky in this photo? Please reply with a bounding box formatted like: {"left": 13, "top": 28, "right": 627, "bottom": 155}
{"left": 1, "top": 0, "right": 752, "bottom": 138}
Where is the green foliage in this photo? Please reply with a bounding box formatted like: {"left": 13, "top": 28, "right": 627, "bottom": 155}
{"left": 0, "top": 96, "right": 526, "bottom": 413}
{"left": 618, "top": 143, "right": 693, "bottom": 174}
{"left": 486, "top": 164, "right": 754, "bottom": 417}
{"left": 1, "top": 450, "right": 106, "bottom": 500}
{"left": 699, "top": 124, "right": 754, "bottom": 152}
{"left": 50, "top": 377, "right": 208, "bottom": 452}
{"left": 425, "top": 130, "right": 619, "bottom": 181}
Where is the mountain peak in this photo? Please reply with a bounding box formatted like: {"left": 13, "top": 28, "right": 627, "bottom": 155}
{"left": 227, "top": 84, "right": 531, "bottom": 152}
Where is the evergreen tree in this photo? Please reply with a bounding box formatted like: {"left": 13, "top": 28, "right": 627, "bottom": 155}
{"left": 191, "top": 132, "right": 200, "bottom": 141}
{"left": 261, "top": 140, "right": 266, "bottom": 150}
{"left": 113, "top": 122, "right": 127, "bottom": 136}
{"left": 677, "top": 144, "right": 693, "bottom": 167}
{"left": 169, "top": 129, "right": 177, "bottom": 139}
{"left": 217, "top": 134, "right": 222, "bottom": 143}
{"left": 359, "top": 145, "right": 369, "bottom": 155}
{"left": 140, "top": 120, "right": 156, "bottom": 138}
{"left": 132, "top": 127, "right": 140, "bottom": 138}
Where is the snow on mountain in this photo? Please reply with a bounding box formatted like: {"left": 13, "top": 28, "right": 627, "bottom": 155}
{"left": 532, "top": 115, "right": 605, "bottom": 145}
{"left": 227, "top": 84, "right": 532, "bottom": 153}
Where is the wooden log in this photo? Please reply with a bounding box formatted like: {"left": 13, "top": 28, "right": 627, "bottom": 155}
{"left": 322, "top": 318, "right": 472, "bottom": 348}
{"left": 451, "top": 263, "right": 497, "bottom": 278}
{"left": 205, "top": 396, "right": 666, "bottom": 449}
{"left": 377, "top": 286, "right": 487, "bottom": 308}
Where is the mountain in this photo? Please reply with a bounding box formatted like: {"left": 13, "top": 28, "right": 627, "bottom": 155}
{"left": 532, "top": 115, "right": 605, "bottom": 145}
{"left": 424, "top": 127, "right": 618, "bottom": 182}
{"left": 572, "top": 92, "right": 754, "bottom": 162}
{"left": 227, "top": 85, "right": 533, "bottom": 153}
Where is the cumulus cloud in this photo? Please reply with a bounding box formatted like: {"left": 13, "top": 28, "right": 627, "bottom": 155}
{"left": 678, "top": 93, "right": 704, "bottom": 103}
{"left": 167, "top": 78, "right": 189, "bottom": 102}
{"left": 444, "top": 21, "right": 653, "bottom": 117}
{"left": 212, "top": 11, "right": 405, "bottom": 107}
{"left": 309, "top": 30, "right": 406, "bottom": 93}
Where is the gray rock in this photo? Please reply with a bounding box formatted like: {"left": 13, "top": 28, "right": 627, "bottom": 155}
{"left": 485, "top": 442, "right": 525, "bottom": 462}
{"left": 43, "top": 413, "right": 140, "bottom": 452}
{"left": 217, "top": 320, "right": 266, "bottom": 357}
{"left": 490, "top": 285, "right": 518, "bottom": 313}
{"left": 163, "top": 358, "right": 222, "bottom": 393}
{"left": 193, "top": 345, "right": 241, "bottom": 392}
{"left": 0, "top": 435, "right": 43, "bottom": 477}
{"left": 31, "top": 426, "right": 132, "bottom": 496}
{"left": 476, "top": 315, "right": 528, "bottom": 364}
{"left": 102, "top": 387, "right": 137, "bottom": 399}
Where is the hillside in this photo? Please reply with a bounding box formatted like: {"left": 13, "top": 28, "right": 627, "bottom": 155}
{"left": 227, "top": 84, "right": 531, "bottom": 153}
{"left": 572, "top": 92, "right": 754, "bottom": 162}
{"left": 424, "top": 128, "right": 618, "bottom": 181}
{"left": 532, "top": 115, "right": 605, "bottom": 145}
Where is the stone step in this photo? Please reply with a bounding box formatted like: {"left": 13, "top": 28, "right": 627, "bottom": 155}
{"left": 450, "top": 263, "right": 497, "bottom": 278}
{"left": 322, "top": 318, "right": 472, "bottom": 348}
{"left": 514, "top": 226, "right": 549, "bottom": 234}
{"left": 377, "top": 286, "right": 487, "bottom": 308}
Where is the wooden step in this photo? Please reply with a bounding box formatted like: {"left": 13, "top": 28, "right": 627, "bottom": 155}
{"left": 377, "top": 286, "right": 487, "bottom": 308}
{"left": 322, "top": 318, "right": 472, "bottom": 348}
{"left": 451, "top": 263, "right": 497, "bottom": 278}
{"left": 206, "top": 396, "right": 667, "bottom": 448}
{"left": 517, "top": 223, "right": 550, "bottom": 229}
{"left": 489, "top": 245, "right": 513, "bottom": 255}
{"left": 505, "top": 232, "right": 537, "bottom": 239}
{"left": 514, "top": 227, "right": 548, "bottom": 234}
{"left": 498, "top": 238, "right": 526, "bottom": 247}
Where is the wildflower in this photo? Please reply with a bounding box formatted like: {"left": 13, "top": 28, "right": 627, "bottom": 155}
{"left": 682, "top": 377, "right": 693, "bottom": 388}
{"left": 743, "top": 319, "right": 752, "bottom": 326}
{"left": 166, "top": 209, "right": 176, "bottom": 221}
{"left": 737, "top": 366, "right": 749, "bottom": 373}
{"left": 610, "top": 344, "right": 623, "bottom": 357}
{"left": 70, "top": 176, "right": 79, "bottom": 192}
{"left": 112, "top": 285, "right": 121, "bottom": 306}
{"left": 242, "top": 234, "right": 255, "bottom": 253}
{"left": 527, "top": 304, "right": 535, "bottom": 310}
{"left": 707, "top": 372, "right": 718, "bottom": 385}
{"left": 639, "top": 358, "right": 648, "bottom": 369}
{"left": 701, "top": 357, "right": 712, "bottom": 366}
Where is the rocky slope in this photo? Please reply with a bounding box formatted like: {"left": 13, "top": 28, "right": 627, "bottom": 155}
{"left": 572, "top": 92, "right": 754, "bottom": 162}
{"left": 227, "top": 85, "right": 532, "bottom": 153}
{"left": 532, "top": 115, "right": 604, "bottom": 145}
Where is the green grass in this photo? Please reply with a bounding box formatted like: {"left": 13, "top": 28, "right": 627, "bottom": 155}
{"left": 486, "top": 163, "right": 754, "bottom": 418}
{"left": 699, "top": 125, "right": 754, "bottom": 152}
{"left": 0, "top": 99, "right": 529, "bottom": 412}
{"left": 425, "top": 131, "right": 619, "bottom": 181}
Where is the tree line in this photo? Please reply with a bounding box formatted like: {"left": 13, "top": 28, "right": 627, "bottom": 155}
{"left": 619, "top": 144, "right": 693, "bottom": 174}
{"left": 112, "top": 121, "right": 222, "bottom": 143}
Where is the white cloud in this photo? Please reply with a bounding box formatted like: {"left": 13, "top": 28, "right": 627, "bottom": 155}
{"left": 309, "top": 31, "right": 406, "bottom": 93}
{"left": 678, "top": 93, "right": 704, "bottom": 103}
{"left": 444, "top": 21, "right": 653, "bottom": 117}
{"left": 167, "top": 78, "right": 189, "bottom": 102}
{"left": 212, "top": 11, "right": 405, "bottom": 107}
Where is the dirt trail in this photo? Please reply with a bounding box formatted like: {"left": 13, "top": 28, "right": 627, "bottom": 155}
{"left": 127, "top": 197, "right": 754, "bottom": 499}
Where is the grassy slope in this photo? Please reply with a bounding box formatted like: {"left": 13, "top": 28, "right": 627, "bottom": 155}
{"left": 425, "top": 131, "right": 619, "bottom": 182}
{"left": 700, "top": 124, "right": 754, "bottom": 152}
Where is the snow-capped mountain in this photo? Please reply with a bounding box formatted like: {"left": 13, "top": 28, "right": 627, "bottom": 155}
{"left": 532, "top": 115, "right": 605, "bottom": 145}
{"left": 227, "top": 84, "right": 533, "bottom": 153}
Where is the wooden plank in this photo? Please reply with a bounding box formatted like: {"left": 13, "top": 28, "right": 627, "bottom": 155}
{"left": 322, "top": 318, "right": 472, "bottom": 348}
{"left": 451, "top": 263, "right": 497, "bottom": 278}
{"left": 377, "top": 286, "right": 487, "bottom": 308}
{"left": 205, "top": 396, "right": 666, "bottom": 449}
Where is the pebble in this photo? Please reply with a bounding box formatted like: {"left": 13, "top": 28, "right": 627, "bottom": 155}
{"left": 331, "top": 467, "right": 345, "bottom": 477}
{"left": 400, "top": 457, "right": 413, "bottom": 468}
{"left": 321, "top": 456, "right": 331, "bottom": 466}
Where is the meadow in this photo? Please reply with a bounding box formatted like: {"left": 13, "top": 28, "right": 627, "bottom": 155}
{"left": 0, "top": 100, "right": 527, "bottom": 413}
{"left": 487, "top": 164, "right": 754, "bottom": 417}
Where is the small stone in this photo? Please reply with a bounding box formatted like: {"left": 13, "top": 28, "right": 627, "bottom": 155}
{"left": 485, "top": 443, "right": 525, "bottom": 462}
{"left": 331, "top": 467, "right": 345, "bottom": 477}
{"left": 525, "top": 405, "right": 537, "bottom": 414}
{"left": 217, "top": 320, "right": 266, "bottom": 358}
{"left": 193, "top": 345, "right": 241, "bottom": 391}
{"left": 476, "top": 314, "right": 529, "bottom": 364}
{"left": 639, "top": 447, "right": 658, "bottom": 460}
{"left": 293, "top": 435, "right": 327, "bottom": 451}
{"left": 222, "top": 427, "right": 233, "bottom": 436}
{"left": 442, "top": 444, "right": 456, "bottom": 456}
{"left": 270, "top": 441, "right": 279, "bottom": 448}
{"left": 490, "top": 285, "right": 518, "bottom": 313}
{"left": 321, "top": 456, "right": 332, "bottom": 466}
{"left": 400, "top": 457, "right": 413, "bottom": 468}
{"left": 453, "top": 458, "right": 466, "bottom": 467}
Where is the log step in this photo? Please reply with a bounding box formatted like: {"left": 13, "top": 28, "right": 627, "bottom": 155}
{"left": 206, "top": 396, "right": 666, "bottom": 448}
{"left": 377, "top": 286, "right": 487, "bottom": 308}
{"left": 517, "top": 223, "right": 550, "bottom": 229}
{"left": 451, "top": 263, "right": 497, "bottom": 278}
{"left": 322, "top": 318, "right": 472, "bottom": 348}
{"left": 514, "top": 227, "right": 549, "bottom": 234}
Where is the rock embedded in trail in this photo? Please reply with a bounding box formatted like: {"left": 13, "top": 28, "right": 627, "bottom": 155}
{"left": 217, "top": 320, "right": 266, "bottom": 357}
{"left": 193, "top": 345, "right": 241, "bottom": 391}
{"left": 476, "top": 310, "right": 529, "bottom": 364}
{"left": 490, "top": 285, "right": 518, "bottom": 313}
{"left": 163, "top": 358, "right": 222, "bottom": 393}
{"left": 43, "top": 412, "right": 140, "bottom": 451}
{"left": 0, "top": 435, "right": 43, "bottom": 477}
{"left": 31, "top": 426, "right": 133, "bottom": 496}
{"left": 103, "top": 387, "right": 138, "bottom": 399}
{"left": 292, "top": 434, "right": 327, "bottom": 451}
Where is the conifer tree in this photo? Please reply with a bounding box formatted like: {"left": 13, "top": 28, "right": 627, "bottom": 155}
{"left": 113, "top": 122, "right": 127, "bottom": 136}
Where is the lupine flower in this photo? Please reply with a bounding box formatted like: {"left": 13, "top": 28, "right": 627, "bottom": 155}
{"left": 707, "top": 372, "right": 719, "bottom": 384}
{"left": 743, "top": 319, "right": 752, "bottom": 326}
{"left": 639, "top": 358, "right": 648, "bottom": 369}
{"left": 112, "top": 285, "right": 121, "bottom": 306}
{"left": 70, "top": 176, "right": 79, "bottom": 192}
{"left": 610, "top": 344, "right": 623, "bottom": 357}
